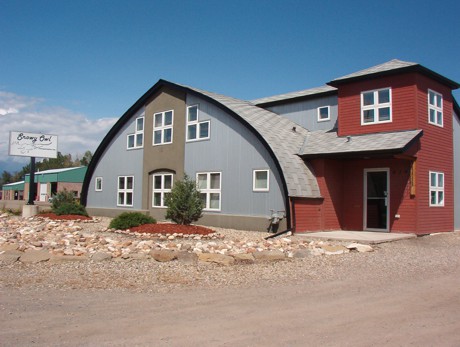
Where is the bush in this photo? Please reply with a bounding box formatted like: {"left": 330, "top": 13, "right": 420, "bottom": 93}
{"left": 109, "top": 212, "right": 156, "bottom": 230}
{"left": 51, "top": 189, "right": 88, "bottom": 216}
{"left": 54, "top": 202, "right": 89, "bottom": 217}
{"left": 51, "top": 190, "right": 75, "bottom": 210}
{"left": 165, "top": 174, "right": 203, "bottom": 225}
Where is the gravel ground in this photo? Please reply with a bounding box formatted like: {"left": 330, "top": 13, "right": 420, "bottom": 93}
{"left": 1, "top": 215, "right": 460, "bottom": 294}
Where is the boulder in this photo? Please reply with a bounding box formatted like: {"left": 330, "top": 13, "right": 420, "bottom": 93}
{"left": 346, "top": 243, "right": 374, "bottom": 253}
{"left": 321, "top": 245, "right": 350, "bottom": 255}
{"left": 176, "top": 251, "right": 198, "bottom": 264}
{"left": 149, "top": 249, "right": 178, "bottom": 262}
{"left": 0, "top": 250, "right": 22, "bottom": 263}
{"left": 19, "top": 250, "right": 51, "bottom": 263}
{"left": 198, "top": 253, "right": 235, "bottom": 266}
{"left": 91, "top": 252, "right": 112, "bottom": 262}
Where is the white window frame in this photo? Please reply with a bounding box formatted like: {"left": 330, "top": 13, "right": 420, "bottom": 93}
{"left": 152, "top": 173, "right": 173, "bottom": 208}
{"left": 186, "top": 105, "right": 210, "bottom": 142}
{"left": 95, "top": 177, "right": 103, "bottom": 191}
{"left": 317, "top": 106, "right": 330, "bottom": 122}
{"left": 429, "top": 171, "right": 444, "bottom": 207}
{"left": 153, "top": 110, "right": 174, "bottom": 146}
{"left": 361, "top": 87, "right": 392, "bottom": 125}
{"left": 428, "top": 89, "right": 443, "bottom": 127}
{"left": 253, "top": 169, "right": 270, "bottom": 192}
{"left": 196, "top": 172, "right": 221, "bottom": 211}
{"left": 117, "top": 176, "right": 134, "bottom": 207}
{"left": 127, "top": 116, "right": 144, "bottom": 149}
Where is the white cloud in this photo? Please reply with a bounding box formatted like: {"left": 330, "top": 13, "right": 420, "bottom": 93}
{"left": 0, "top": 91, "right": 117, "bottom": 170}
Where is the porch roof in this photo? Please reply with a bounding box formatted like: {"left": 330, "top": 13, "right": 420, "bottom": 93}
{"left": 299, "top": 129, "right": 423, "bottom": 159}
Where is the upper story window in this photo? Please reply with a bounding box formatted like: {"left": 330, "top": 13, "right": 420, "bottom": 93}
{"left": 197, "top": 172, "right": 221, "bottom": 211}
{"left": 429, "top": 171, "right": 444, "bottom": 207}
{"left": 152, "top": 173, "right": 173, "bottom": 208}
{"left": 317, "top": 106, "right": 330, "bottom": 122}
{"left": 253, "top": 169, "right": 269, "bottom": 192}
{"left": 153, "top": 110, "right": 173, "bottom": 145}
{"left": 361, "top": 88, "right": 392, "bottom": 125}
{"left": 117, "top": 176, "right": 134, "bottom": 207}
{"left": 187, "top": 105, "right": 210, "bottom": 142}
{"left": 127, "top": 116, "right": 144, "bottom": 149}
{"left": 428, "top": 89, "right": 443, "bottom": 127}
{"left": 95, "top": 177, "right": 103, "bottom": 191}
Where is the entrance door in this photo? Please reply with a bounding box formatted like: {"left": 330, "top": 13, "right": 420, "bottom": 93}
{"left": 39, "top": 183, "right": 47, "bottom": 202}
{"left": 364, "top": 169, "right": 389, "bottom": 232}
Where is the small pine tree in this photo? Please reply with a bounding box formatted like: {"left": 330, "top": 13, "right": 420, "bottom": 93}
{"left": 165, "top": 174, "right": 203, "bottom": 225}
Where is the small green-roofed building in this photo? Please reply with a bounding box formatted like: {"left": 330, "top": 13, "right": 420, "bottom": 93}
{"left": 22, "top": 167, "right": 87, "bottom": 202}
{"left": 2, "top": 181, "right": 25, "bottom": 200}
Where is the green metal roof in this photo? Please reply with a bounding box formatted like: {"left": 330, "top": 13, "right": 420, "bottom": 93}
{"left": 25, "top": 166, "right": 87, "bottom": 183}
{"left": 2, "top": 181, "right": 25, "bottom": 190}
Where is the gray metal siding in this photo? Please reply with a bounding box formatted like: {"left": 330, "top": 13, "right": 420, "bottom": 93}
{"left": 185, "top": 95, "right": 286, "bottom": 218}
{"left": 454, "top": 111, "right": 460, "bottom": 230}
{"left": 87, "top": 108, "right": 145, "bottom": 209}
{"left": 265, "top": 95, "right": 338, "bottom": 131}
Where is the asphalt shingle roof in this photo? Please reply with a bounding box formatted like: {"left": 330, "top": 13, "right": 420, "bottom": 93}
{"left": 251, "top": 85, "right": 336, "bottom": 105}
{"left": 330, "top": 59, "right": 418, "bottom": 83}
{"left": 180, "top": 84, "right": 321, "bottom": 198}
{"left": 299, "top": 129, "right": 422, "bottom": 157}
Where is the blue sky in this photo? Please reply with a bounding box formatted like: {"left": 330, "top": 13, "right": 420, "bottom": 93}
{"left": 1, "top": 0, "right": 459, "bottom": 172}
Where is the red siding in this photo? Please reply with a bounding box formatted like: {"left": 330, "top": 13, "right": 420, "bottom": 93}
{"left": 293, "top": 198, "right": 323, "bottom": 232}
{"left": 414, "top": 75, "right": 454, "bottom": 233}
{"left": 338, "top": 73, "right": 418, "bottom": 137}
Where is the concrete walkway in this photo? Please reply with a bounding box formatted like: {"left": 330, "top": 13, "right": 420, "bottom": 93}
{"left": 295, "top": 230, "right": 417, "bottom": 244}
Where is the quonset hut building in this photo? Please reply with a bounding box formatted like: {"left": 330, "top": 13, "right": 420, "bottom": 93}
{"left": 81, "top": 60, "right": 460, "bottom": 234}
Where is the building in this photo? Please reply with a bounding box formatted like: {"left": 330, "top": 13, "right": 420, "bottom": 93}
{"left": 81, "top": 59, "right": 460, "bottom": 234}
{"left": 1, "top": 181, "right": 25, "bottom": 201}
{"left": 23, "top": 166, "right": 87, "bottom": 202}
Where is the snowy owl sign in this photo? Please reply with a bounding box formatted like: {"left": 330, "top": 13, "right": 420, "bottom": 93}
{"left": 9, "top": 131, "right": 58, "bottom": 159}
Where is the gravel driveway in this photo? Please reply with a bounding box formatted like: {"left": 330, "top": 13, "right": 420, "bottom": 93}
{"left": 1, "top": 215, "right": 460, "bottom": 346}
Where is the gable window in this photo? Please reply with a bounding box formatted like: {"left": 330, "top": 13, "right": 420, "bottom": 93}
{"left": 253, "top": 169, "right": 269, "bottom": 192}
{"left": 95, "top": 177, "right": 103, "bottom": 191}
{"left": 117, "top": 176, "right": 134, "bottom": 207}
{"left": 187, "top": 105, "right": 210, "bottom": 141}
{"left": 429, "top": 171, "right": 444, "bottom": 206}
{"left": 361, "top": 88, "right": 392, "bottom": 125}
{"left": 197, "top": 172, "right": 221, "bottom": 211}
{"left": 317, "top": 106, "right": 330, "bottom": 122}
{"left": 153, "top": 110, "right": 173, "bottom": 145}
{"left": 152, "top": 173, "right": 173, "bottom": 208}
{"left": 127, "top": 116, "right": 144, "bottom": 149}
{"left": 428, "top": 89, "right": 443, "bottom": 127}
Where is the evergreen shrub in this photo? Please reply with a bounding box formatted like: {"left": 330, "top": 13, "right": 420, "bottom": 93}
{"left": 165, "top": 174, "right": 203, "bottom": 225}
{"left": 109, "top": 212, "right": 156, "bottom": 230}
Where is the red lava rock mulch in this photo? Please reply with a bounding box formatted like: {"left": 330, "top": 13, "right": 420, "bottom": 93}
{"left": 130, "top": 223, "right": 214, "bottom": 235}
{"left": 37, "top": 213, "right": 93, "bottom": 221}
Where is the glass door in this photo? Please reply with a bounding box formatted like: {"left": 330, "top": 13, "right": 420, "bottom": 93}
{"left": 364, "top": 169, "right": 389, "bottom": 232}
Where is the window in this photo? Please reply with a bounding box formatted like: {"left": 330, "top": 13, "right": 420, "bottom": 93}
{"left": 317, "top": 106, "right": 330, "bottom": 122}
{"left": 428, "top": 89, "right": 443, "bottom": 127}
{"left": 127, "top": 116, "right": 144, "bottom": 149}
{"left": 361, "top": 88, "right": 392, "bottom": 125}
{"left": 95, "top": 177, "right": 103, "bottom": 191}
{"left": 153, "top": 110, "right": 173, "bottom": 145}
{"left": 197, "top": 172, "right": 221, "bottom": 211}
{"left": 187, "top": 105, "right": 210, "bottom": 141}
{"left": 253, "top": 169, "right": 269, "bottom": 191}
{"left": 429, "top": 171, "right": 444, "bottom": 206}
{"left": 117, "top": 176, "right": 134, "bottom": 207}
{"left": 152, "top": 174, "right": 173, "bottom": 208}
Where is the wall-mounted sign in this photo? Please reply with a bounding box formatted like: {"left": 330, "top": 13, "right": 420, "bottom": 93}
{"left": 9, "top": 131, "right": 58, "bottom": 158}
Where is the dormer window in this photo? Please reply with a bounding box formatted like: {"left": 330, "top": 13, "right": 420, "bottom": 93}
{"left": 361, "top": 88, "right": 392, "bottom": 125}
{"left": 428, "top": 89, "right": 443, "bottom": 127}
